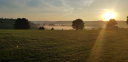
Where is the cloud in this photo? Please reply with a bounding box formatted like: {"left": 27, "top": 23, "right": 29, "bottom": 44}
{"left": 61, "top": 0, "right": 74, "bottom": 16}
{"left": 0, "top": 0, "right": 95, "bottom": 17}
{"left": 43, "top": 0, "right": 95, "bottom": 16}
{"left": 1, "top": 0, "right": 29, "bottom": 7}
{"left": 85, "top": 0, "right": 94, "bottom": 6}
{"left": 0, "top": 0, "right": 94, "bottom": 11}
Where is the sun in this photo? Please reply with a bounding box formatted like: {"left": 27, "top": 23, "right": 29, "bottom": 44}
{"left": 104, "top": 12, "right": 115, "bottom": 21}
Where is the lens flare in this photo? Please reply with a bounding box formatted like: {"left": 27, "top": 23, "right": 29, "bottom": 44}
{"left": 104, "top": 12, "right": 115, "bottom": 21}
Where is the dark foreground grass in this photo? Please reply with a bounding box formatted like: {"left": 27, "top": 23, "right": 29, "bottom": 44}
{"left": 0, "top": 30, "right": 100, "bottom": 62}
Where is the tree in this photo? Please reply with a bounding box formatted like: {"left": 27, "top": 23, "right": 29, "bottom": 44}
{"left": 72, "top": 19, "right": 84, "bottom": 30}
{"left": 107, "top": 19, "right": 117, "bottom": 26}
{"left": 39, "top": 26, "right": 45, "bottom": 30}
{"left": 106, "top": 19, "right": 117, "bottom": 29}
{"left": 14, "top": 18, "right": 30, "bottom": 29}
{"left": 51, "top": 27, "right": 54, "bottom": 30}
{"left": 126, "top": 16, "right": 128, "bottom": 25}
{"left": 0, "top": 18, "right": 16, "bottom": 29}
{"left": 43, "top": 23, "right": 45, "bottom": 26}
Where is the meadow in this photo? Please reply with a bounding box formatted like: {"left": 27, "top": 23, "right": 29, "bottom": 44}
{"left": 0, "top": 29, "right": 128, "bottom": 62}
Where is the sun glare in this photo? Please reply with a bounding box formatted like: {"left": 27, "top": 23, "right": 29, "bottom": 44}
{"left": 104, "top": 12, "right": 115, "bottom": 21}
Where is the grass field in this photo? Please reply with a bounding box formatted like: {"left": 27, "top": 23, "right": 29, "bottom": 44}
{"left": 0, "top": 30, "right": 128, "bottom": 62}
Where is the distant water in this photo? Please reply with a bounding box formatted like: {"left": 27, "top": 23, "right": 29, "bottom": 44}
{"left": 32, "top": 21, "right": 128, "bottom": 30}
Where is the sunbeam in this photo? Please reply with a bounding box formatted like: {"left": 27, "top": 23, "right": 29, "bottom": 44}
{"left": 88, "top": 23, "right": 107, "bottom": 62}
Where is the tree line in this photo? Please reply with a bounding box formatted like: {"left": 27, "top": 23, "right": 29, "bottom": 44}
{"left": 1, "top": 17, "right": 128, "bottom": 30}
{"left": 0, "top": 18, "right": 39, "bottom": 29}
{"left": 72, "top": 17, "right": 128, "bottom": 30}
{"left": 0, "top": 19, "right": 16, "bottom": 29}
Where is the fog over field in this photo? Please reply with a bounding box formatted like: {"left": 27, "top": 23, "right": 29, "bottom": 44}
{"left": 32, "top": 21, "right": 128, "bottom": 30}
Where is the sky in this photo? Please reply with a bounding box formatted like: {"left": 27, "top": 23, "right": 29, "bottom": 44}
{"left": 0, "top": 0, "right": 128, "bottom": 21}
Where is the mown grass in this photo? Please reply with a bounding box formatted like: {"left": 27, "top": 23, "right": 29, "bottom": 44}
{"left": 99, "top": 29, "right": 128, "bottom": 62}
{"left": 0, "top": 30, "right": 101, "bottom": 62}
{"left": 1, "top": 29, "right": 128, "bottom": 62}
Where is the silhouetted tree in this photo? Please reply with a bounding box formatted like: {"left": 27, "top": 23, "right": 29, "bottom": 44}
{"left": 39, "top": 26, "right": 45, "bottom": 30}
{"left": 0, "top": 18, "right": 38, "bottom": 29}
{"left": 39, "top": 27, "right": 42, "bottom": 30}
{"left": 0, "top": 18, "right": 16, "bottom": 29}
{"left": 107, "top": 19, "right": 117, "bottom": 26}
{"left": 51, "top": 27, "right": 54, "bottom": 30}
{"left": 14, "top": 18, "right": 30, "bottom": 29}
{"left": 126, "top": 16, "right": 128, "bottom": 25}
{"left": 42, "top": 26, "right": 45, "bottom": 30}
{"left": 72, "top": 19, "right": 84, "bottom": 30}
{"left": 106, "top": 19, "right": 117, "bottom": 29}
